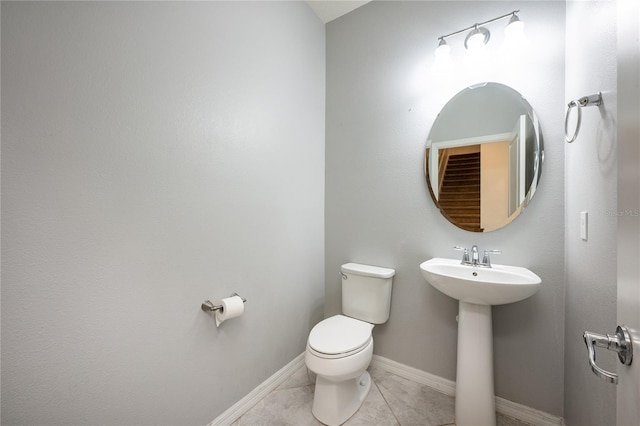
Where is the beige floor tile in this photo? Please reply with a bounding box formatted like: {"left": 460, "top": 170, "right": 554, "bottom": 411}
{"left": 277, "top": 365, "right": 314, "bottom": 390}
{"left": 372, "top": 369, "right": 455, "bottom": 426}
{"left": 233, "top": 384, "right": 322, "bottom": 426}
{"left": 343, "top": 379, "right": 400, "bottom": 426}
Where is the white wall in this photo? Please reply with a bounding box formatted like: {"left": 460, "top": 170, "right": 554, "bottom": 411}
{"left": 563, "top": 1, "right": 618, "bottom": 424}
{"left": 1, "top": 2, "right": 325, "bottom": 424}
{"left": 325, "top": 1, "right": 566, "bottom": 416}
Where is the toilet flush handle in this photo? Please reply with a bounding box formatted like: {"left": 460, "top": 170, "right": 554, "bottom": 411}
{"left": 583, "top": 325, "right": 633, "bottom": 384}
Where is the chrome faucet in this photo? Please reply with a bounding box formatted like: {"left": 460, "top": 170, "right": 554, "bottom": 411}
{"left": 470, "top": 245, "right": 480, "bottom": 265}
{"left": 454, "top": 246, "right": 501, "bottom": 267}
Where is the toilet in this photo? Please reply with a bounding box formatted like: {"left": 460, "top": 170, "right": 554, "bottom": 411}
{"left": 305, "top": 263, "right": 395, "bottom": 426}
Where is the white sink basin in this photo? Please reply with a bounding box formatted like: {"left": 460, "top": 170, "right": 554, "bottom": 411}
{"left": 420, "top": 257, "right": 541, "bottom": 305}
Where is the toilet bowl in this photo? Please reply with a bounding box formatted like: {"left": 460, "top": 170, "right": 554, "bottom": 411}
{"left": 305, "top": 315, "right": 374, "bottom": 426}
{"left": 305, "top": 263, "right": 395, "bottom": 426}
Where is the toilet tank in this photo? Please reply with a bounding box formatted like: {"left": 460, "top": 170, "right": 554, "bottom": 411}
{"left": 341, "top": 263, "right": 395, "bottom": 324}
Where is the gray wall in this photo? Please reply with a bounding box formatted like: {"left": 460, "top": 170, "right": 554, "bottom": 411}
{"left": 1, "top": 2, "right": 325, "bottom": 424}
{"left": 325, "top": 1, "right": 566, "bottom": 416}
{"left": 564, "top": 1, "right": 618, "bottom": 424}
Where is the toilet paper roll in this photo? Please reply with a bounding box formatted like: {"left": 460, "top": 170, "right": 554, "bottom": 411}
{"left": 215, "top": 295, "right": 245, "bottom": 327}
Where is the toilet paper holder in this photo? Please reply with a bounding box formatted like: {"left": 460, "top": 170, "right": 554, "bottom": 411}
{"left": 201, "top": 293, "right": 247, "bottom": 313}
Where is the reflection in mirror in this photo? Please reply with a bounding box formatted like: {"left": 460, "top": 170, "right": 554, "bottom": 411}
{"left": 425, "top": 82, "right": 543, "bottom": 232}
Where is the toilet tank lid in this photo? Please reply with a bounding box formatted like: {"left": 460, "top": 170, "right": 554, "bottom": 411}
{"left": 341, "top": 263, "right": 395, "bottom": 278}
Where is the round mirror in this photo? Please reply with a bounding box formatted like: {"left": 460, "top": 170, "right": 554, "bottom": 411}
{"left": 425, "top": 82, "right": 543, "bottom": 232}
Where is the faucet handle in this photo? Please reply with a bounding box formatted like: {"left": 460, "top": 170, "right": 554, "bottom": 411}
{"left": 482, "top": 249, "right": 501, "bottom": 267}
{"left": 453, "top": 246, "right": 470, "bottom": 264}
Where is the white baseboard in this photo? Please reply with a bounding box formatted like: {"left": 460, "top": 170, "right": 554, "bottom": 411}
{"left": 210, "top": 352, "right": 564, "bottom": 426}
{"left": 209, "top": 353, "right": 306, "bottom": 426}
{"left": 371, "top": 355, "right": 564, "bottom": 426}
{"left": 371, "top": 354, "right": 457, "bottom": 396}
{"left": 495, "top": 398, "right": 565, "bottom": 426}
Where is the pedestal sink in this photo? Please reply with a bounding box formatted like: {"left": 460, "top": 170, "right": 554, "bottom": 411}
{"left": 419, "top": 257, "right": 541, "bottom": 426}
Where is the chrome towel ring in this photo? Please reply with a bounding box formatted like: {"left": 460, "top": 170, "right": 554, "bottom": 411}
{"left": 564, "top": 92, "right": 603, "bottom": 143}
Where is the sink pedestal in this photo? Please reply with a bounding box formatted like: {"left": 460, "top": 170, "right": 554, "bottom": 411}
{"left": 456, "top": 301, "right": 496, "bottom": 426}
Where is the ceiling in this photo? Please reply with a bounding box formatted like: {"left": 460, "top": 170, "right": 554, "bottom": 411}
{"left": 306, "top": 1, "right": 371, "bottom": 23}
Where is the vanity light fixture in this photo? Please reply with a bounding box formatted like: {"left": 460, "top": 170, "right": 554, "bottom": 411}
{"left": 435, "top": 10, "right": 524, "bottom": 61}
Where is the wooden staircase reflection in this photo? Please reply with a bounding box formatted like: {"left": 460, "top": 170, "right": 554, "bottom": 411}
{"left": 439, "top": 152, "right": 482, "bottom": 232}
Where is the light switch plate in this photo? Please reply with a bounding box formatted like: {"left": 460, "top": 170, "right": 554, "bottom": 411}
{"left": 580, "top": 211, "right": 588, "bottom": 241}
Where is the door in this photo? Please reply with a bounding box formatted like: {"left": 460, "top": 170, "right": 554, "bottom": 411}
{"left": 507, "top": 116, "right": 526, "bottom": 216}
{"left": 616, "top": 0, "right": 640, "bottom": 423}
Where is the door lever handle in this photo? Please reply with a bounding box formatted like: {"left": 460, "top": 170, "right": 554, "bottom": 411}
{"left": 583, "top": 325, "right": 633, "bottom": 384}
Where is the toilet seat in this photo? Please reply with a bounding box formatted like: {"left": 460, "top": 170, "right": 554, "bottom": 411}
{"left": 308, "top": 315, "right": 373, "bottom": 359}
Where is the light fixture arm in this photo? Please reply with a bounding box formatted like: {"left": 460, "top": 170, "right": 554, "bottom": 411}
{"left": 437, "top": 10, "right": 520, "bottom": 42}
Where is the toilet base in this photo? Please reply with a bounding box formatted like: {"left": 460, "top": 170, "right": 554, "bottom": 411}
{"left": 311, "top": 370, "right": 371, "bottom": 426}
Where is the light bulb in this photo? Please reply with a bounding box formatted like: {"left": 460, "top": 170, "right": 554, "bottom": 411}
{"left": 433, "top": 39, "right": 453, "bottom": 75}
{"left": 464, "top": 26, "right": 490, "bottom": 52}
{"left": 467, "top": 32, "right": 486, "bottom": 51}
{"left": 463, "top": 26, "right": 490, "bottom": 71}
{"left": 435, "top": 38, "right": 450, "bottom": 57}
{"left": 504, "top": 14, "right": 528, "bottom": 47}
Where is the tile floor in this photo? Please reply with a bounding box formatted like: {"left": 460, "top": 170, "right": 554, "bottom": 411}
{"left": 231, "top": 364, "right": 532, "bottom": 426}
